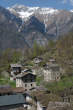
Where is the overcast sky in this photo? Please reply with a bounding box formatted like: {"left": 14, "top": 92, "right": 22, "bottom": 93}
{"left": 0, "top": 0, "right": 73, "bottom": 10}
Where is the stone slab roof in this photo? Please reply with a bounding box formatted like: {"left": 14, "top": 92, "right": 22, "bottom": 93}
{"left": 31, "top": 91, "right": 62, "bottom": 107}
{"left": 16, "top": 72, "right": 36, "bottom": 78}
{"left": 44, "top": 64, "right": 60, "bottom": 71}
{"left": 0, "top": 87, "right": 25, "bottom": 94}
{"left": 12, "top": 87, "right": 25, "bottom": 93}
{"left": 0, "top": 94, "right": 25, "bottom": 106}
{"left": 10, "top": 64, "right": 22, "bottom": 68}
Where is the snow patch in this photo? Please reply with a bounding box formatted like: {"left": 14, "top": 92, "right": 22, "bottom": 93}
{"left": 17, "top": 11, "right": 34, "bottom": 18}
{"left": 8, "top": 5, "right": 59, "bottom": 21}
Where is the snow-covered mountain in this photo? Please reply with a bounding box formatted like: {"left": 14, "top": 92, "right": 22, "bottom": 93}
{"left": 0, "top": 5, "right": 73, "bottom": 50}
{"left": 70, "top": 10, "right": 73, "bottom": 13}
{"left": 7, "top": 4, "right": 59, "bottom": 21}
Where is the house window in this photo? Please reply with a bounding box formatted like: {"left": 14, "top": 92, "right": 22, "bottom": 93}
{"left": 25, "top": 79, "right": 27, "bottom": 82}
{"left": 25, "top": 89, "right": 27, "bottom": 91}
{"left": 25, "top": 84, "right": 27, "bottom": 87}
{"left": 31, "top": 84, "right": 32, "bottom": 86}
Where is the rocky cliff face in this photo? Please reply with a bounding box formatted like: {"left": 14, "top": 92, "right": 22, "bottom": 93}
{"left": 8, "top": 5, "right": 73, "bottom": 40}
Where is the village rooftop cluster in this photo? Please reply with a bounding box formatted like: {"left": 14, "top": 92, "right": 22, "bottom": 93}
{"left": 0, "top": 57, "right": 72, "bottom": 110}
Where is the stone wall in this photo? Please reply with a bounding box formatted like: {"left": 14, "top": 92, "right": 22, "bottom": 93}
{"left": 16, "top": 78, "right": 36, "bottom": 91}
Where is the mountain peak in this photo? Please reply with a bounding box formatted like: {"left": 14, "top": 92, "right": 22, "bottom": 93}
{"left": 7, "top": 5, "right": 60, "bottom": 21}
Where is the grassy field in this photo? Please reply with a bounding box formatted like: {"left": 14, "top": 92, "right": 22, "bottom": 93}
{"left": 0, "top": 77, "right": 16, "bottom": 88}
{"left": 43, "top": 75, "right": 73, "bottom": 93}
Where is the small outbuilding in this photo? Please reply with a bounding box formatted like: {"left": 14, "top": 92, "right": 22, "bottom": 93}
{"left": 10, "top": 64, "right": 22, "bottom": 75}
{"left": 10, "top": 64, "right": 22, "bottom": 80}
{"left": 33, "top": 57, "right": 43, "bottom": 64}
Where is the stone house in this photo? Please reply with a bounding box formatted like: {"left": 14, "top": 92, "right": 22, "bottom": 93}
{"left": 10, "top": 64, "right": 22, "bottom": 75}
{"left": 30, "top": 90, "right": 63, "bottom": 110}
{"left": 10, "top": 64, "right": 22, "bottom": 80}
{"left": 30, "top": 91, "right": 49, "bottom": 110}
{"left": 43, "top": 64, "right": 62, "bottom": 82}
{"left": 36, "top": 101, "right": 71, "bottom": 110}
{"left": 32, "top": 66, "right": 44, "bottom": 76}
{"left": 47, "top": 102, "right": 71, "bottom": 110}
{"left": 48, "top": 58, "right": 56, "bottom": 64}
{"left": 62, "top": 94, "right": 73, "bottom": 104}
{"left": 16, "top": 72, "right": 36, "bottom": 91}
{"left": 33, "top": 57, "right": 43, "bottom": 64}
{"left": 36, "top": 98, "right": 70, "bottom": 110}
{"left": 63, "top": 96, "right": 71, "bottom": 103}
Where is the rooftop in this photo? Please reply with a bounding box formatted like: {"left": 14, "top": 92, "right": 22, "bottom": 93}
{"left": 47, "top": 101, "right": 70, "bottom": 110}
{"left": 0, "top": 94, "right": 25, "bottom": 107}
{"left": 44, "top": 64, "right": 60, "bottom": 71}
{"left": 22, "top": 68, "right": 32, "bottom": 73}
{"left": 33, "top": 57, "right": 43, "bottom": 64}
{"left": 0, "top": 87, "right": 25, "bottom": 94}
{"left": 10, "top": 64, "right": 22, "bottom": 68}
{"left": 16, "top": 72, "right": 36, "bottom": 78}
{"left": 12, "top": 87, "right": 25, "bottom": 93}
{"left": 31, "top": 91, "right": 62, "bottom": 107}
{"left": 49, "top": 59, "right": 56, "bottom": 62}
{"left": 0, "top": 88, "right": 12, "bottom": 94}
